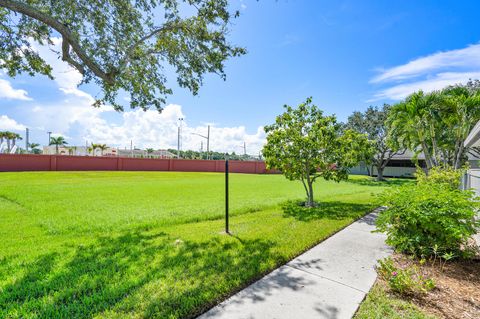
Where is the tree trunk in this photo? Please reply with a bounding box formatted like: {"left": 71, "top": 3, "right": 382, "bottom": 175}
{"left": 306, "top": 179, "right": 315, "bottom": 207}
{"left": 454, "top": 141, "right": 465, "bottom": 169}
{"left": 56, "top": 144, "right": 59, "bottom": 154}
{"left": 421, "top": 141, "right": 433, "bottom": 172}
{"left": 376, "top": 166, "right": 385, "bottom": 181}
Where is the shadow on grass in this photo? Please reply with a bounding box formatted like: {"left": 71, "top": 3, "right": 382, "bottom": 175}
{"left": 282, "top": 200, "right": 373, "bottom": 222}
{"left": 346, "top": 177, "right": 413, "bottom": 188}
{"left": 0, "top": 230, "right": 305, "bottom": 319}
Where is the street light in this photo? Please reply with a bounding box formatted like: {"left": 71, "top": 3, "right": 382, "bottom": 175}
{"left": 191, "top": 125, "right": 210, "bottom": 160}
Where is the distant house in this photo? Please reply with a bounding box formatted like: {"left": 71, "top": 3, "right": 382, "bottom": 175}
{"left": 43, "top": 146, "right": 88, "bottom": 156}
{"left": 117, "top": 149, "right": 175, "bottom": 159}
{"left": 350, "top": 150, "right": 426, "bottom": 178}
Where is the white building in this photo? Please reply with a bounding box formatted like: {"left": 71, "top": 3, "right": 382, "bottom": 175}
{"left": 463, "top": 121, "right": 480, "bottom": 195}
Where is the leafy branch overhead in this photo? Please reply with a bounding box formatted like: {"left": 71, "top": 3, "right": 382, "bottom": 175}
{"left": 0, "top": 0, "right": 246, "bottom": 111}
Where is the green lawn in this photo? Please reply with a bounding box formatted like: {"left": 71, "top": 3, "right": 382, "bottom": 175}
{"left": 0, "top": 171, "right": 407, "bottom": 318}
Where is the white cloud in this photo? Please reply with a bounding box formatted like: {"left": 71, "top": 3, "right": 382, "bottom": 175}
{"left": 370, "top": 43, "right": 480, "bottom": 101}
{"left": 83, "top": 104, "right": 266, "bottom": 154}
{"left": 372, "top": 44, "right": 480, "bottom": 83}
{"left": 0, "top": 78, "right": 32, "bottom": 100}
{"left": 0, "top": 115, "right": 26, "bottom": 131}
{"left": 371, "top": 72, "right": 480, "bottom": 101}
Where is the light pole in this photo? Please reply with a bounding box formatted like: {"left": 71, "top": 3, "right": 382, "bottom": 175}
{"left": 191, "top": 125, "right": 210, "bottom": 160}
{"left": 177, "top": 118, "right": 184, "bottom": 159}
{"left": 25, "top": 128, "right": 29, "bottom": 153}
{"left": 225, "top": 153, "right": 229, "bottom": 234}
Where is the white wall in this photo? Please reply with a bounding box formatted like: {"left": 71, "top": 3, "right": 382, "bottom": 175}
{"left": 465, "top": 169, "right": 480, "bottom": 196}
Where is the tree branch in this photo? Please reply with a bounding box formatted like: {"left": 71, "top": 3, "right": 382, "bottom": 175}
{"left": 0, "top": 0, "right": 114, "bottom": 84}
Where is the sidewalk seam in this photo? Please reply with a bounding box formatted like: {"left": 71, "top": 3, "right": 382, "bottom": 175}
{"left": 284, "top": 264, "right": 368, "bottom": 294}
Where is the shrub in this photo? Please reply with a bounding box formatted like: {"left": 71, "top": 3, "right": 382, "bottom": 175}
{"left": 376, "top": 182, "right": 480, "bottom": 257}
{"left": 377, "top": 257, "right": 435, "bottom": 295}
{"left": 415, "top": 165, "right": 466, "bottom": 190}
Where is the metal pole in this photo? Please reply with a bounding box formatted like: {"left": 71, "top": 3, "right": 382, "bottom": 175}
{"left": 225, "top": 155, "right": 229, "bottom": 234}
{"left": 177, "top": 126, "right": 180, "bottom": 159}
{"left": 244, "top": 141, "right": 246, "bottom": 156}
{"left": 25, "top": 128, "right": 29, "bottom": 153}
{"left": 207, "top": 125, "right": 210, "bottom": 160}
{"left": 47, "top": 131, "right": 52, "bottom": 145}
{"left": 130, "top": 140, "right": 133, "bottom": 157}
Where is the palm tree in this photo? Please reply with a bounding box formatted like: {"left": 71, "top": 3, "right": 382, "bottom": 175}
{"left": 0, "top": 131, "right": 7, "bottom": 152}
{"left": 436, "top": 85, "right": 480, "bottom": 168}
{"left": 50, "top": 136, "right": 68, "bottom": 154}
{"left": 28, "top": 142, "right": 41, "bottom": 154}
{"left": 388, "top": 91, "right": 437, "bottom": 170}
{"left": 10, "top": 132, "right": 22, "bottom": 150}
{"left": 98, "top": 144, "right": 107, "bottom": 156}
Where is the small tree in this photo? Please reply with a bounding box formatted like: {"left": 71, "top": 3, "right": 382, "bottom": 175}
{"left": 263, "top": 98, "right": 373, "bottom": 207}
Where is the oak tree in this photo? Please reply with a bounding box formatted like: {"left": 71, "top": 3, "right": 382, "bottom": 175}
{"left": 0, "top": 0, "right": 245, "bottom": 111}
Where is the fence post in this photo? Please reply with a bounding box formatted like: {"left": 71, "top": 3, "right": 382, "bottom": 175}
{"left": 50, "top": 155, "right": 57, "bottom": 171}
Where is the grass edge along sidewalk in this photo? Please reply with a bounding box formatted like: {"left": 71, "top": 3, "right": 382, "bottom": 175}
{"left": 197, "top": 208, "right": 392, "bottom": 319}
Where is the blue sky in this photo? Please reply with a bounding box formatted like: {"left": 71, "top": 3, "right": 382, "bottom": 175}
{"left": 1, "top": 0, "right": 480, "bottom": 154}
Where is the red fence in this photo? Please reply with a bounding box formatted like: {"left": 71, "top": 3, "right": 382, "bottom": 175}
{"left": 0, "top": 154, "right": 276, "bottom": 174}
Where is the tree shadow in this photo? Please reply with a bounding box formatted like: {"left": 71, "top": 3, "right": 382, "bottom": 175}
{"left": 345, "top": 177, "right": 413, "bottom": 187}
{"left": 0, "top": 230, "right": 283, "bottom": 319}
{"left": 282, "top": 200, "right": 373, "bottom": 222}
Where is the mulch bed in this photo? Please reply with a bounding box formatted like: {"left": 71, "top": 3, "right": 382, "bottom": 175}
{"left": 384, "top": 252, "right": 480, "bottom": 319}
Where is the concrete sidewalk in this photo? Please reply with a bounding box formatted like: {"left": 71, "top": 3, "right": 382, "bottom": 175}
{"left": 198, "top": 208, "right": 392, "bottom": 319}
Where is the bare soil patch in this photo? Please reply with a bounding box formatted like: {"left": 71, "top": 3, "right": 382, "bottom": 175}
{"left": 384, "top": 253, "right": 480, "bottom": 319}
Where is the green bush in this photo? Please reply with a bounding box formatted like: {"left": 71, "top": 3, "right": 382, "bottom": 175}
{"left": 376, "top": 181, "right": 480, "bottom": 257}
{"left": 415, "top": 165, "right": 466, "bottom": 190}
{"left": 377, "top": 257, "right": 435, "bottom": 295}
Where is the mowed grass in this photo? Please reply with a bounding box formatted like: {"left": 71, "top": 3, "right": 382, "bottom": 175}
{"left": 0, "top": 171, "right": 408, "bottom": 318}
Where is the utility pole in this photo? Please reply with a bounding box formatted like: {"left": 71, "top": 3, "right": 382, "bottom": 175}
{"left": 191, "top": 124, "right": 210, "bottom": 160}
{"left": 25, "top": 128, "right": 29, "bottom": 153}
{"left": 47, "top": 131, "right": 52, "bottom": 146}
{"left": 207, "top": 125, "right": 210, "bottom": 160}
{"left": 130, "top": 140, "right": 133, "bottom": 157}
{"left": 243, "top": 141, "right": 246, "bottom": 156}
{"left": 225, "top": 153, "right": 229, "bottom": 234}
{"left": 177, "top": 117, "right": 184, "bottom": 159}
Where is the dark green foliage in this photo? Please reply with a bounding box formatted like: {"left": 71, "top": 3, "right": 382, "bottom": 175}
{"left": 376, "top": 179, "right": 480, "bottom": 257}
{"left": 346, "top": 104, "right": 404, "bottom": 181}
{"left": 167, "top": 149, "right": 258, "bottom": 160}
{"left": 0, "top": 0, "right": 245, "bottom": 111}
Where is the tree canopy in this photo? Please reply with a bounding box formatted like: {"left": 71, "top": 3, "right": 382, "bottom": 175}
{"left": 263, "top": 98, "right": 372, "bottom": 207}
{"left": 346, "top": 104, "right": 404, "bottom": 180}
{"left": 387, "top": 82, "right": 480, "bottom": 170}
{"left": 0, "top": 0, "right": 245, "bottom": 111}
